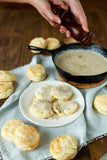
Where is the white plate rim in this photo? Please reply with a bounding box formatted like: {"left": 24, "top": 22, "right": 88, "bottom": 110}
{"left": 19, "top": 80, "right": 85, "bottom": 127}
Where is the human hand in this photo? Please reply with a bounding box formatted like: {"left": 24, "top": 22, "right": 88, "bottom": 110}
{"left": 53, "top": 0, "right": 89, "bottom": 37}
{"left": 27, "top": 0, "right": 88, "bottom": 38}
{"left": 27, "top": 0, "right": 62, "bottom": 26}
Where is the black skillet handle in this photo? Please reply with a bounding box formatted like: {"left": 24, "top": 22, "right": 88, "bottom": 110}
{"left": 27, "top": 45, "right": 56, "bottom": 55}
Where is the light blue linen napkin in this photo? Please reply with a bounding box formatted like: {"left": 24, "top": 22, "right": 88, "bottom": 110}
{"left": 0, "top": 55, "right": 107, "bottom": 160}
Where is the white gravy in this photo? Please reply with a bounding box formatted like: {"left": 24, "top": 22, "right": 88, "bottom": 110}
{"left": 56, "top": 50, "right": 107, "bottom": 76}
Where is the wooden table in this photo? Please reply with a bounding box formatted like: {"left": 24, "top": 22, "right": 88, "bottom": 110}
{"left": 0, "top": 0, "right": 107, "bottom": 159}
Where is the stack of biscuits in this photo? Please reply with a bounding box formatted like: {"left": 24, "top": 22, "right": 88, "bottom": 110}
{"left": 30, "top": 84, "right": 79, "bottom": 119}
{"left": 1, "top": 119, "right": 40, "bottom": 151}
{"left": 0, "top": 70, "right": 16, "bottom": 100}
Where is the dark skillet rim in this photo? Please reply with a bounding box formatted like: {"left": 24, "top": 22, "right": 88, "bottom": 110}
{"left": 52, "top": 43, "right": 107, "bottom": 84}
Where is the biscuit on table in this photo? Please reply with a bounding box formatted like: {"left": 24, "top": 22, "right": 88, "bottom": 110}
{"left": 0, "top": 82, "right": 14, "bottom": 100}
{"left": 52, "top": 84, "right": 72, "bottom": 101}
{"left": 30, "top": 100, "right": 54, "bottom": 119}
{"left": 50, "top": 135, "right": 78, "bottom": 160}
{"left": 14, "top": 125, "right": 40, "bottom": 151}
{"left": 27, "top": 64, "right": 46, "bottom": 82}
{"left": 53, "top": 99, "right": 78, "bottom": 116}
{"left": 35, "top": 85, "right": 55, "bottom": 102}
{"left": 93, "top": 94, "right": 107, "bottom": 115}
{"left": 64, "top": 37, "right": 78, "bottom": 44}
{"left": 0, "top": 70, "right": 16, "bottom": 82}
{"left": 1, "top": 119, "right": 24, "bottom": 142}
{"left": 29, "top": 37, "right": 47, "bottom": 53}
{"left": 46, "top": 37, "right": 61, "bottom": 50}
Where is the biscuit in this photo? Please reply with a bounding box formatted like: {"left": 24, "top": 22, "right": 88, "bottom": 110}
{"left": 64, "top": 37, "right": 78, "bottom": 44}
{"left": 53, "top": 100, "right": 78, "bottom": 116}
{"left": 30, "top": 101, "right": 54, "bottom": 118}
{"left": 29, "top": 37, "right": 47, "bottom": 53}
{"left": 0, "top": 70, "right": 16, "bottom": 82}
{"left": 14, "top": 125, "right": 40, "bottom": 151}
{"left": 50, "top": 135, "right": 78, "bottom": 160}
{"left": 46, "top": 37, "right": 61, "bottom": 50}
{"left": 1, "top": 119, "right": 24, "bottom": 142}
{"left": 52, "top": 84, "right": 72, "bottom": 101}
{"left": 30, "top": 96, "right": 39, "bottom": 105}
{"left": 0, "top": 82, "right": 14, "bottom": 99}
{"left": 93, "top": 94, "right": 107, "bottom": 115}
{"left": 35, "top": 85, "right": 55, "bottom": 102}
{"left": 27, "top": 64, "right": 46, "bottom": 82}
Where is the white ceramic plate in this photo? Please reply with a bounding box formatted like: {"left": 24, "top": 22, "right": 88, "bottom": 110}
{"left": 19, "top": 80, "right": 85, "bottom": 127}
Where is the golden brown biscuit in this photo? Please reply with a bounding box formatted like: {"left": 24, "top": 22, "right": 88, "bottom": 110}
{"left": 29, "top": 37, "right": 47, "bottom": 53}
{"left": 46, "top": 37, "right": 61, "bottom": 50}
{"left": 52, "top": 84, "right": 72, "bottom": 101}
{"left": 1, "top": 119, "right": 24, "bottom": 142}
{"left": 64, "top": 37, "right": 78, "bottom": 44}
{"left": 53, "top": 99, "right": 78, "bottom": 116}
{"left": 50, "top": 135, "right": 78, "bottom": 160}
{"left": 27, "top": 64, "right": 46, "bottom": 82}
{"left": 0, "top": 70, "right": 16, "bottom": 82}
{"left": 0, "top": 82, "right": 14, "bottom": 99}
{"left": 93, "top": 94, "right": 107, "bottom": 115}
{"left": 14, "top": 125, "right": 40, "bottom": 151}
{"left": 30, "top": 101, "right": 54, "bottom": 119}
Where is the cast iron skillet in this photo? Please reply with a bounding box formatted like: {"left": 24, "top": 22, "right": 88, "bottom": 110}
{"left": 27, "top": 43, "right": 107, "bottom": 84}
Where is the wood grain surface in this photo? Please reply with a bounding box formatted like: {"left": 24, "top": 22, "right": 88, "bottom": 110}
{"left": 0, "top": 0, "right": 107, "bottom": 160}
